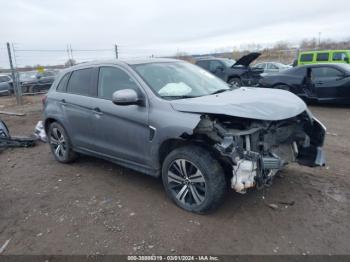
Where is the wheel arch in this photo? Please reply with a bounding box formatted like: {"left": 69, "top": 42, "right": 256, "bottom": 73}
{"left": 158, "top": 137, "right": 232, "bottom": 179}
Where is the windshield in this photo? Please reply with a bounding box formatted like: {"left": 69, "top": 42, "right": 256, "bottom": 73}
{"left": 221, "top": 58, "right": 236, "bottom": 67}
{"left": 20, "top": 71, "right": 37, "bottom": 81}
{"left": 132, "top": 62, "right": 230, "bottom": 99}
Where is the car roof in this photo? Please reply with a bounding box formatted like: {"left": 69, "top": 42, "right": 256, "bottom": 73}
{"left": 195, "top": 57, "right": 227, "bottom": 61}
{"left": 72, "top": 58, "right": 180, "bottom": 68}
{"left": 58, "top": 58, "right": 182, "bottom": 74}
{"left": 300, "top": 50, "right": 350, "bottom": 54}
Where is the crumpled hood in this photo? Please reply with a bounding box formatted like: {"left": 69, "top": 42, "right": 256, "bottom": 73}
{"left": 170, "top": 87, "right": 307, "bottom": 121}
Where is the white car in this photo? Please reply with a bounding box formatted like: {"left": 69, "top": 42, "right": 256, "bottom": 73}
{"left": 254, "top": 62, "right": 292, "bottom": 75}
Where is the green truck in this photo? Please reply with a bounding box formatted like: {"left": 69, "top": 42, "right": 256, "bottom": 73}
{"left": 297, "top": 50, "right": 350, "bottom": 66}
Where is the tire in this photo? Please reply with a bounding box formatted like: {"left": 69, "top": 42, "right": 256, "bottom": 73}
{"left": 274, "top": 84, "right": 290, "bottom": 92}
{"left": 48, "top": 122, "right": 77, "bottom": 163}
{"left": 162, "top": 145, "right": 227, "bottom": 214}
{"left": 228, "top": 77, "right": 242, "bottom": 87}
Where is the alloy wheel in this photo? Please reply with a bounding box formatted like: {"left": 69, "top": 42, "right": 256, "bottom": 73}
{"left": 167, "top": 159, "right": 206, "bottom": 206}
{"left": 50, "top": 127, "right": 66, "bottom": 160}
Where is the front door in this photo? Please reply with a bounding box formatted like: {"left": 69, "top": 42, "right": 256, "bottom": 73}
{"left": 311, "top": 66, "right": 344, "bottom": 101}
{"left": 90, "top": 66, "right": 150, "bottom": 166}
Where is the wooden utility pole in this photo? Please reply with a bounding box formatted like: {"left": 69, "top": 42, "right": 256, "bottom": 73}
{"left": 6, "top": 42, "right": 22, "bottom": 105}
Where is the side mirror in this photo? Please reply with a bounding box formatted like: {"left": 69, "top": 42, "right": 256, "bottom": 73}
{"left": 112, "top": 89, "right": 142, "bottom": 106}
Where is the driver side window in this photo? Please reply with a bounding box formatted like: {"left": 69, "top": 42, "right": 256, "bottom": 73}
{"left": 98, "top": 67, "right": 139, "bottom": 100}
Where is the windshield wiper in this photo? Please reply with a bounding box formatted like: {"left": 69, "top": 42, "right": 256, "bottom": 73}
{"left": 161, "top": 95, "right": 198, "bottom": 100}
{"left": 209, "top": 89, "right": 230, "bottom": 95}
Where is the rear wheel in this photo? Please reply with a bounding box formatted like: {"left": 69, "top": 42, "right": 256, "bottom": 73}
{"left": 48, "top": 122, "right": 77, "bottom": 163}
{"left": 162, "top": 145, "right": 227, "bottom": 214}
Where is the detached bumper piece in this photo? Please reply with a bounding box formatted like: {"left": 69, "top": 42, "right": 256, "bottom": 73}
{"left": 0, "top": 120, "right": 36, "bottom": 151}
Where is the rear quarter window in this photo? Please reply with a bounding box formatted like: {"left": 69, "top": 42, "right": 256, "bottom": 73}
{"left": 316, "top": 53, "right": 329, "bottom": 62}
{"left": 56, "top": 73, "right": 70, "bottom": 92}
{"left": 67, "top": 68, "right": 94, "bottom": 96}
{"left": 300, "top": 54, "right": 314, "bottom": 62}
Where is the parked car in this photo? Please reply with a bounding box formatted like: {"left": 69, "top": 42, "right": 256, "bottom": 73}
{"left": 43, "top": 59, "right": 326, "bottom": 213}
{"left": 297, "top": 50, "right": 350, "bottom": 66}
{"left": 259, "top": 63, "right": 350, "bottom": 104}
{"left": 20, "top": 70, "right": 57, "bottom": 93}
{"left": 253, "top": 62, "right": 291, "bottom": 74}
{"left": 0, "top": 74, "right": 13, "bottom": 95}
{"left": 195, "top": 53, "right": 263, "bottom": 87}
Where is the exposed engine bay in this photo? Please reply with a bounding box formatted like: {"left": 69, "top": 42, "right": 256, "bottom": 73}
{"left": 192, "top": 111, "right": 326, "bottom": 193}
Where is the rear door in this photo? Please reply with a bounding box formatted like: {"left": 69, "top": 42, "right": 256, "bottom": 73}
{"left": 311, "top": 66, "right": 345, "bottom": 100}
{"left": 63, "top": 67, "right": 98, "bottom": 149}
{"left": 89, "top": 66, "right": 150, "bottom": 166}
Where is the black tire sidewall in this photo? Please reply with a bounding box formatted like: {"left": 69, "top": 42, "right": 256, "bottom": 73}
{"left": 162, "top": 145, "right": 226, "bottom": 214}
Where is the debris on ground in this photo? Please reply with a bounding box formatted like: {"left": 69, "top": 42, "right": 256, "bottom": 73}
{"left": 266, "top": 203, "right": 279, "bottom": 210}
{"left": 278, "top": 201, "right": 295, "bottom": 206}
{"left": 0, "top": 110, "right": 25, "bottom": 116}
{"left": 0, "top": 119, "right": 36, "bottom": 150}
{"left": 0, "top": 239, "right": 11, "bottom": 254}
{"left": 33, "top": 120, "right": 47, "bottom": 142}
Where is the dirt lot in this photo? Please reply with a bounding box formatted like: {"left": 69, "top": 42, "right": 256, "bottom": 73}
{"left": 0, "top": 95, "right": 349, "bottom": 255}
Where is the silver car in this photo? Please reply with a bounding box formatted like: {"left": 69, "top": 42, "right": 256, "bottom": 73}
{"left": 43, "top": 59, "right": 326, "bottom": 213}
{"left": 254, "top": 62, "right": 292, "bottom": 75}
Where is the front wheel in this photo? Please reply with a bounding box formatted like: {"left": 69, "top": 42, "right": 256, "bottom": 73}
{"left": 162, "top": 145, "right": 227, "bottom": 214}
{"left": 228, "top": 77, "right": 241, "bottom": 87}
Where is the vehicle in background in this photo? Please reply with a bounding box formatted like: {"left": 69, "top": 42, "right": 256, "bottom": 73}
{"left": 259, "top": 63, "right": 350, "bottom": 104}
{"left": 253, "top": 62, "right": 291, "bottom": 75}
{"left": 195, "top": 52, "right": 263, "bottom": 87}
{"left": 297, "top": 50, "right": 350, "bottom": 66}
{"left": 0, "top": 74, "right": 13, "bottom": 96}
{"left": 43, "top": 58, "right": 326, "bottom": 213}
{"left": 20, "top": 70, "right": 57, "bottom": 93}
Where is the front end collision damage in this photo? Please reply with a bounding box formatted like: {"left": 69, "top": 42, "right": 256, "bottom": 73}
{"left": 181, "top": 111, "right": 327, "bottom": 193}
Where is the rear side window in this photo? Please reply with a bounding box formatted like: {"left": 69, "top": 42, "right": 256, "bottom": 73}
{"left": 98, "top": 67, "right": 139, "bottom": 100}
{"left": 56, "top": 73, "right": 70, "bottom": 92}
{"left": 300, "top": 54, "right": 314, "bottom": 62}
{"left": 316, "top": 53, "right": 329, "bottom": 62}
{"left": 67, "top": 68, "right": 94, "bottom": 96}
{"left": 332, "top": 52, "right": 347, "bottom": 61}
{"left": 312, "top": 67, "right": 343, "bottom": 78}
{"left": 196, "top": 60, "right": 209, "bottom": 69}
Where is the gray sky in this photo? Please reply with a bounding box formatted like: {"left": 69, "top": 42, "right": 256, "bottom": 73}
{"left": 1, "top": 0, "right": 350, "bottom": 67}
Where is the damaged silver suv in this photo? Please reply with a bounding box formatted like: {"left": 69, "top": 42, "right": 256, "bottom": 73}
{"left": 43, "top": 58, "right": 326, "bottom": 213}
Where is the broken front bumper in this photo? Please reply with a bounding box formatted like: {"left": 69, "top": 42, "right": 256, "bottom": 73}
{"left": 230, "top": 116, "right": 326, "bottom": 193}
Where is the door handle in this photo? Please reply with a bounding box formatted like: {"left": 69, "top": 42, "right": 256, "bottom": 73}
{"left": 60, "top": 98, "right": 66, "bottom": 104}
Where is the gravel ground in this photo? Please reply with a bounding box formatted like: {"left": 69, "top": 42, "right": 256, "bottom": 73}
{"left": 0, "top": 95, "right": 349, "bottom": 255}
